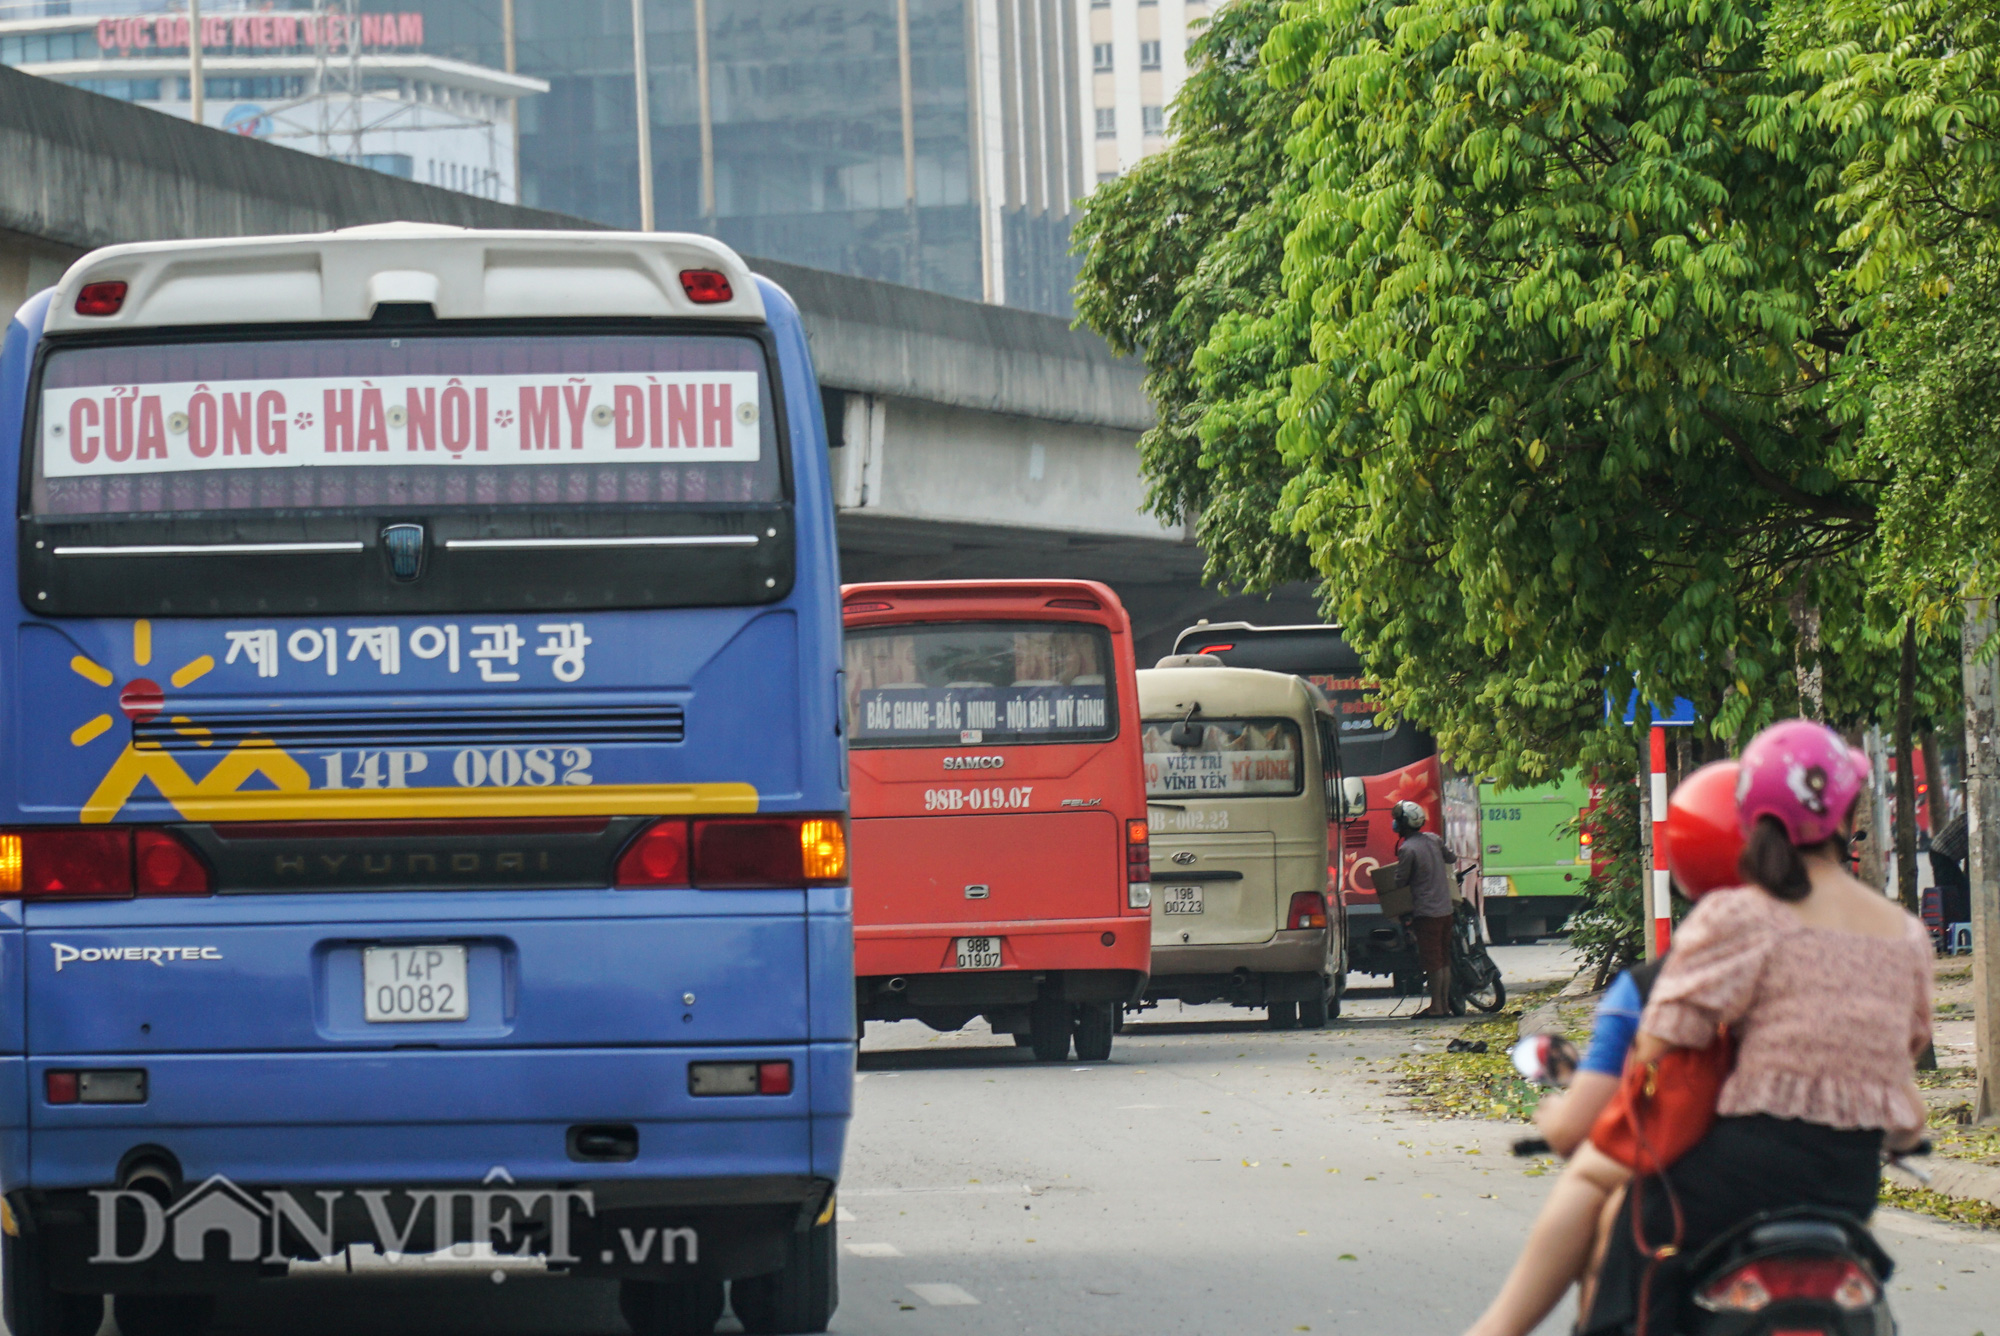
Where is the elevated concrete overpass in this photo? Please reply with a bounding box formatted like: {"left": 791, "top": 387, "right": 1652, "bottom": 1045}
{"left": 0, "top": 66, "right": 1320, "bottom": 656}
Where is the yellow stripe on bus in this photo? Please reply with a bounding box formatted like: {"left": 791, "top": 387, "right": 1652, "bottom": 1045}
{"left": 79, "top": 742, "right": 758, "bottom": 822}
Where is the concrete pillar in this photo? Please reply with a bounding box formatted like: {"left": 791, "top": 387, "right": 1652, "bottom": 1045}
{"left": 0, "top": 228, "right": 81, "bottom": 319}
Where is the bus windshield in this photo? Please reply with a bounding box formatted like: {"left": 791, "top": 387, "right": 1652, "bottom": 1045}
{"left": 844, "top": 621, "right": 1115, "bottom": 748}
{"left": 1142, "top": 718, "right": 1304, "bottom": 798}
{"left": 32, "top": 330, "right": 778, "bottom": 516}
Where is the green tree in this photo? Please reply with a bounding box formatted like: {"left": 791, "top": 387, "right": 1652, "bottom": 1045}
{"left": 1071, "top": 0, "right": 1312, "bottom": 591}
{"left": 1230, "top": 0, "right": 1894, "bottom": 781}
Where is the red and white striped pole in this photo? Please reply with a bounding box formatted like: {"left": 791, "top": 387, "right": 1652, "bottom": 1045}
{"left": 1650, "top": 724, "right": 1672, "bottom": 956}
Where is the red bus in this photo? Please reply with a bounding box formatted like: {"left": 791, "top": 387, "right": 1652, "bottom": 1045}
{"left": 1169, "top": 622, "right": 1481, "bottom": 989}
{"left": 844, "top": 581, "right": 1151, "bottom": 1060}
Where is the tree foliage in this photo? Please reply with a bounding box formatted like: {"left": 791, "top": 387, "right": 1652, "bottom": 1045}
{"left": 1073, "top": 0, "right": 1976, "bottom": 792}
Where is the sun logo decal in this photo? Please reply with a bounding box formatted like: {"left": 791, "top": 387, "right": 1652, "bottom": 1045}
{"left": 67, "top": 620, "right": 310, "bottom": 824}
{"left": 68, "top": 619, "right": 217, "bottom": 750}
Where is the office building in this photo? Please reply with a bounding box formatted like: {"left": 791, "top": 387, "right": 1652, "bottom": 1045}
{"left": 1085, "top": 0, "right": 1207, "bottom": 180}
{"left": 0, "top": 0, "right": 545, "bottom": 201}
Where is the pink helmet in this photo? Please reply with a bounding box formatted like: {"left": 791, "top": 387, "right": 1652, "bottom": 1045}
{"left": 1734, "top": 719, "right": 1868, "bottom": 846}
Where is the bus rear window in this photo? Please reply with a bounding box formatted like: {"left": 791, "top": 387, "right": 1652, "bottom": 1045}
{"left": 1143, "top": 719, "right": 1303, "bottom": 798}
{"left": 31, "top": 331, "right": 778, "bottom": 516}
{"left": 845, "top": 622, "right": 1115, "bottom": 748}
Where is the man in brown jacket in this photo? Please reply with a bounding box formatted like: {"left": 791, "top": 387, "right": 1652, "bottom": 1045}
{"left": 1390, "top": 800, "right": 1458, "bottom": 1017}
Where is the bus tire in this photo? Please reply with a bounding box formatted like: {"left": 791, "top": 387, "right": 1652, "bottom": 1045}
{"left": 731, "top": 1219, "right": 838, "bottom": 1335}
{"left": 112, "top": 1294, "right": 214, "bottom": 1336}
{"left": 1028, "top": 997, "right": 1072, "bottom": 1061}
{"left": 1013, "top": 1032, "right": 1034, "bottom": 1048}
{"left": 621, "top": 1276, "right": 727, "bottom": 1336}
{"left": 1300, "top": 984, "right": 1331, "bottom": 1029}
{"left": 2, "top": 1233, "right": 100, "bottom": 1336}
{"left": 1265, "top": 1001, "right": 1297, "bottom": 1029}
{"left": 1073, "top": 1002, "right": 1115, "bottom": 1061}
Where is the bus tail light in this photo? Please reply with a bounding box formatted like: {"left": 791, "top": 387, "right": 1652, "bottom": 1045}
{"left": 1126, "top": 819, "right": 1151, "bottom": 908}
{"left": 688, "top": 1061, "right": 793, "bottom": 1096}
{"left": 74, "top": 281, "right": 128, "bottom": 317}
{"left": 135, "top": 830, "right": 210, "bottom": 895}
{"left": 1288, "top": 892, "right": 1328, "bottom": 930}
{"left": 616, "top": 820, "right": 691, "bottom": 887}
{"left": 679, "top": 269, "right": 734, "bottom": 304}
{"left": 617, "top": 816, "right": 848, "bottom": 889}
{"left": 0, "top": 828, "right": 211, "bottom": 900}
{"left": 799, "top": 819, "right": 847, "bottom": 881}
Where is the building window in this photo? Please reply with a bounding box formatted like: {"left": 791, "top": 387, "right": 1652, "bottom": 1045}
{"left": 1140, "top": 40, "right": 1161, "bottom": 69}
{"left": 1141, "top": 104, "right": 1165, "bottom": 135}
{"left": 1095, "top": 107, "right": 1116, "bottom": 139}
{"left": 1091, "top": 0, "right": 1110, "bottom": 7}
{"left": 1092, "top": 43, "right": 1113, "bottom": 72}
{"left": 1097, "top": 171, "right": 1120, "bottom": 183}
{"left": 330, "top": 153, "right": 416, "bottom": 180}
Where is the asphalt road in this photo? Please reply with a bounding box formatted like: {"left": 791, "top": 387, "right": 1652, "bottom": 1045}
{"left": 34, "top": 942, "right": 2000, "bottom": 1336}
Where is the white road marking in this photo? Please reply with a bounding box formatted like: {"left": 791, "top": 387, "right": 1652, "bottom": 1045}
{"left": 835, "top": 1206, "right": 857, "bottom": 1223}
{"left": 908, "top": 1283, "right": 981, "bottom": 1306}
{"left": 845, "top": 1242, "right": 903, "bottom": 1257}
{"left": 845, "top": 1184, "right": 1033, "bottom": 1197}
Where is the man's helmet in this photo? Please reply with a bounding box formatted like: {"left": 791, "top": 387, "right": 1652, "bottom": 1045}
{"left": 1735, "top": 719, "right": 1867, "bottom": 847}
{"left": 1665, "top": 761, "right": 1743, "bottom": 899}
{"left": 1391, "top": 800, "right": 1426, "bottom": 835}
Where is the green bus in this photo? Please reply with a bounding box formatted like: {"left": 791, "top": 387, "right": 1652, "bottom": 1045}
{"left": 1477, "top": 773, "right": 1592, "bottom": 944}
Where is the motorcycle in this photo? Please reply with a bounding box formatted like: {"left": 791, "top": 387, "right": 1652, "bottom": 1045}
{"left": 1505, "top": 1132, "right": 1922, "bottom": 1336}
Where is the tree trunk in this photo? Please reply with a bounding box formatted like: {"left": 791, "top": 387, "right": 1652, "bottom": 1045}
{"left": 1920, "top": 726, "right": 1947, "bottom": 835}
{"left": 1960, "top": 596, "right": 1998, "bottom": 1124}
{"left": 1790, "top": 587, "right": 1824, "bottom": 720}
{"left": 1896, "top": 616, "right": 1920, "bottom": 915}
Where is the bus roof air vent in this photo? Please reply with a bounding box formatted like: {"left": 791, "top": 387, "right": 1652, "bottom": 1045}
{"left": 1153, "top": 654, "right": 1226, "bottom": 669}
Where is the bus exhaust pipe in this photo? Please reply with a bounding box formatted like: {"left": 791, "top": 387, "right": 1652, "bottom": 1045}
{"left": 117, "top": 1149, "right": 182, "bottom": 1204}
{"left": 884, "top": 977, "right": 908, "bottom": 993}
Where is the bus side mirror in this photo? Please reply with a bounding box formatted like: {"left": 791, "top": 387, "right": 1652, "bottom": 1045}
{"left": 1337, "top": 777, "right": 1367, "bottom": 818}
{"left": 1169, "top": 721, "right": 1204, "bottom": 749}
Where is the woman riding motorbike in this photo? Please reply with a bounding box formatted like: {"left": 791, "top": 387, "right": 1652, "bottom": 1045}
{"left": 1465, "top": 721, "right": 1933, "bottom": 1336}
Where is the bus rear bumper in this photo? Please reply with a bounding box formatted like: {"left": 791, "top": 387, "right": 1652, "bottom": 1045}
{"left": 11, "top": 1171, "right": 837, "bottom": 1292}
{"left": 8, "top": 1044, "right": 853, "bottom": 1192}
{"left": 853, "top": 916, "right": 1146, "bottom": 980}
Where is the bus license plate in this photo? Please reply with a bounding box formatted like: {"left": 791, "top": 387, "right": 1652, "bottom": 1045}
{"left": 363, "top": 945, "right": 469, "bottom": 1023}
{"left": 1162, "top": 886, "right": 1204, "bottom": 915}
{"left": 1480, "top": 876, "right": 1511, "bottom": 897}
{"left": 953, "top": 937, "right": 1002, "bottom": 970}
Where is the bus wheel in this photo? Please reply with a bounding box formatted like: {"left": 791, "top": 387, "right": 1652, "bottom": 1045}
{"left": 1028, "top": 997, "right": 1072, "bottom": 1061}
{"left": 2, "top": 1234, "right": 100, "bottom": 1336}
{"left": 1265, "top": 1001, "right": 1298, "bottom": 1029}
{"left": 1073, "top": 1002, "right": 1115, "bottom": 1061}
{"left": 1300, "top": 983, "right": 1331, "bottom": 1029}
{"left": 731, "top": 1218, "right": 838, "bottom": 1335}
{"left": 112, "top": 1294, "right": 214, "bottom": 1336}
{"left": 1013, "top": 1032, "right": 1034, "bottom": 1048}
{"left": 621, "top": 1276, "right": 727, "bottom": 1336}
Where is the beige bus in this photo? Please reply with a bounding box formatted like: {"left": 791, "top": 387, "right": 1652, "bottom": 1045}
{"left": 1136, "top": 661, "right": 1346, "bottom": 1028}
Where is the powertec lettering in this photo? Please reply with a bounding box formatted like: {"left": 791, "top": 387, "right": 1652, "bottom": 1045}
{"left": 51, "top": 944, "right": 225, "bottom": 972}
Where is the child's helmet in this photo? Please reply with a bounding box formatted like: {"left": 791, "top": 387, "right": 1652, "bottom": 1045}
{"left": 1666, "top": 761, "right": 1744, "bottom": 899}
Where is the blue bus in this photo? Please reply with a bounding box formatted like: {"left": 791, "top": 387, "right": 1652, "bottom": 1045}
{"left": 0, "top": 225, "right": 852, "bottom": 1336}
